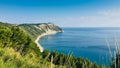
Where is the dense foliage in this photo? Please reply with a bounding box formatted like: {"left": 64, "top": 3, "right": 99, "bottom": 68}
{"left": 0, "top": 22, "right": 105, "bottom": 68}
{"left": 0, "top": 24, "right": 41, "bottom": 56}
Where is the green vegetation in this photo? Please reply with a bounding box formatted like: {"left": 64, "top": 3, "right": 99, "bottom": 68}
{"left": 43, "top": 50, "right": 105, "bottom": 68}
{"left": 19, "top": 23, "right": 62, "bottom": 39}
{"left": 0, "top": 22, "right": 105, "bottom": 68}
{"left": 19, "top": 24, "right": 44, "bottom": 39}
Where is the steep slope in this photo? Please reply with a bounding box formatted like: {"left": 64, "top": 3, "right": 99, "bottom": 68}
{"left": 19, "top": 23, "right": 63, "bottom": 40}
{"left": 19, "top": 23, "right": 63, "bottom": 52}
{"left": 0, "top": 23, "right": 45, "bottom": 67}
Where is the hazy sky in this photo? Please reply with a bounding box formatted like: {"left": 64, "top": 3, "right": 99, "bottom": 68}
{"left": 0, "top": 0, "right": 120, "bottom": 27}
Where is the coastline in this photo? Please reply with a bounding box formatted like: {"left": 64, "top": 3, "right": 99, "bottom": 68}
{"left": 34, "top": 30, "right": 60, "bottom": 52}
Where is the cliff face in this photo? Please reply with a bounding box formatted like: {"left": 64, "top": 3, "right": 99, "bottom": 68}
{"left": 37, "top": 23, "right": 62, "bottom": 32}
{"left": 19, "top": 23, "right": 63, "bottom": 39}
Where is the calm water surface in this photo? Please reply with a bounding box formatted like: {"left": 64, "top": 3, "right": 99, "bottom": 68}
{"left": 39, "top": 27, "right": 120, "bottom": 65}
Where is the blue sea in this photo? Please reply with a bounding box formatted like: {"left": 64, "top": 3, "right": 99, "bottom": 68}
{"left": 39, "top": 27, "right": 120, "bottom": 65}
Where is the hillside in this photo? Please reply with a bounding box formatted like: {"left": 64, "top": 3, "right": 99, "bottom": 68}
{"left": 19, "top": 23, "right": 62, "bottom": 40}
{"left": 0, "top": 22, "right": 105, "bottom": 68}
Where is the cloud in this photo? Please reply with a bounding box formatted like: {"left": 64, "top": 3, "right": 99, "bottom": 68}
{"left": 55, "top": 8, "right": 120, "bottom": 27}
{"left": 97, "top": 8, "right": 120, "bottom": 17}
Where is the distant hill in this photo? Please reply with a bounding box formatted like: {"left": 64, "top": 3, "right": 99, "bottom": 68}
{"left": 18, "top": 23, "right": 62, "bottom": 39}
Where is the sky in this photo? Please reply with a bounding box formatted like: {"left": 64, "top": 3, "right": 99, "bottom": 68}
{"left": 0, "top": 0, "right": 120, "bottom": 27}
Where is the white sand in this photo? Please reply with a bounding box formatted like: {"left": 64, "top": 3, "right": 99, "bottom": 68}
{"left": 35, "top": 30, "right": 58, "bottom": 52}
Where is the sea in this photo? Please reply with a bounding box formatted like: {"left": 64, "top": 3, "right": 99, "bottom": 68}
{"left": 39, "top": 27, "right": 120, "bottom": 65}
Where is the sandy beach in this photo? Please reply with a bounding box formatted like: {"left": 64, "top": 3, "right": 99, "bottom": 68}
{"left": 34, "top": 30, "right": 58, "bottom": 52}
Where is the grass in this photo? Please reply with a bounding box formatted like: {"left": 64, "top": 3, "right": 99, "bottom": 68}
{"left": 0, "top": 46, "right": 104, "bottom": 68}
{"left": 0, "top": 47, "right": 67, "bottom": 68}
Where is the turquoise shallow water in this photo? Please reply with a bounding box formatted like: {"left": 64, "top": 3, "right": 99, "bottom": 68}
{"left": 39, "top": 27, "right": 120, "bottom": 65}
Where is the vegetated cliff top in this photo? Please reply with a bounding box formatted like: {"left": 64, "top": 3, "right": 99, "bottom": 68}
{"left": 19, "top": 23, "right": 63, "bottom": 39}
{"left": 0, "top": 22, "right": 63, "bottom": 39}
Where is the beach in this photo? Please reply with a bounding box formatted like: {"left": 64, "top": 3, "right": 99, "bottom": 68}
{"left": 34, "top": 30, "right": 58, "bottom": 52}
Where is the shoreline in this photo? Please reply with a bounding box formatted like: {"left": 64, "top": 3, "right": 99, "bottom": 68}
{"left": 34, "top": 30, "right": 59, "bottom": 52}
